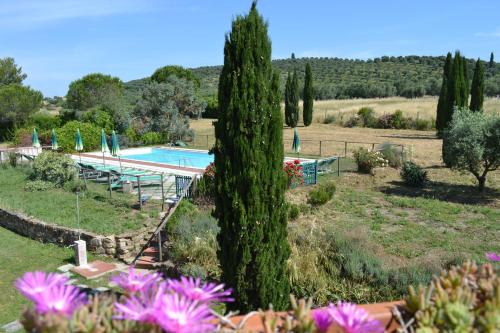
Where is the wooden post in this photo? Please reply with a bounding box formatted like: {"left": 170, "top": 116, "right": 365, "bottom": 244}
{"left": 337, "top": 156, "right": 340, "bottom": 176}
{"left": 107, "top": 172, "right": 112, "bottom": 197}
{"left": 157, "top": 232, "right": 162, "bottom": 262}
{"left": 160, "top": 174, "right": 165, "bottom": 211}
{"left": 344, "top": 141, "right": 348, "bottom": 157}
{"left": 137, "top": 175, "right": 142, "bottom": 210}
{"left": 319, "top": 141, "right": 322, "bottom": 156}
{"left": 372, "top": 143, "right": 375, "bottom": 151}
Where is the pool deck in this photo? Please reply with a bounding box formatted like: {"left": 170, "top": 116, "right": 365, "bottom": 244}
{"left": 73, "top": 146, "right": 317, "bottom": 177}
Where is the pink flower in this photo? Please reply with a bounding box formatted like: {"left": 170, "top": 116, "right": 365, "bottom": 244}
{"left": 166, "top": 276, "right": 233, "bottom": 304}
{"left": 115, "top": 282, "right": 167, "bottom": 324}
{"left": 312, "top": 309, "right": 333, "bottom": 333}
{"left": 156, "top": 293, "right": 215, "bottom": 333}
{"left": 15, "top": 271, "right": 69, "bottom": 302}
{"left": 111, "top": 266, "right": 162, "bottom": 293}
{"left": 328, "top": 302, "right": 384, "bottom": 333}
{"left": 486, "top": 252, "right": 500, "bottom": 262}
{"left": 33, "top": 284, "right": 87, "bottom": 317}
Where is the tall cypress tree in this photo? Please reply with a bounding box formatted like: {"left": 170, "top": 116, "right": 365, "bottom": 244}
{"left": 470, "top": 58, "right": 485, "bottom": 111}
{"left": 303, "top": 63, "right": 314, "bottom": 126}
{"left": 461, "top": 56, "right": 469, "bottom": 103}
{"left": 285, "top": 72, "right": 293, "bottom": 127}
{"left": 214, "top": 2, "right": 290, "bottom": 312}
{"left": 436, "top": 52, "right": 452, "bottom": 133}
{"left": 290, "top": 70, "right": 299, "bottom": 127}
{"left": 490, "top": 52, "right": 495, "bottom": 69}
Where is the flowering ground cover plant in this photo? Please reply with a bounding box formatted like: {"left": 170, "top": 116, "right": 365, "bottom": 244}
{"left": 284, "top": 159, "right": 304, "bottom": 188}
{"left": 15, "top": 267, "right": 384, "bottom": 333}
{"left": 353, "top": 148, "right": 389, "bottom": 174}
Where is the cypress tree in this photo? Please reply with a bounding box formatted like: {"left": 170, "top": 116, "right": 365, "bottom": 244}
{"left": 470, "top": 58, "right": 485, "bottom": 111}
{"left": 290, "top": 70, "right": 299, "bottom": 127}
{"left": 490, "top": 52, "right": 495, "bottom": 69}
{"left": 285, "top": 72, "right": 293, "bottom": 127}
{"left": 461, "top": 56, "right": 469, "bottom": 104}
{"left": 303, "top": 63, "right": 314, "bottom": 126}
{"left": 436, "top": 52, "right": 452, "bottom": 133}
{"left": 214, "top": 2, "right": 290, "bottom": 312}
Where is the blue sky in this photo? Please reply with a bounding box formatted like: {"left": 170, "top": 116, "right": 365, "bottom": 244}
{"left": 0, "top": 0, "right": 499, "bottom": 97}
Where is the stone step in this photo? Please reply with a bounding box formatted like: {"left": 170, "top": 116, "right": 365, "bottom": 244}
{"left": 135, "top": 258, "right": 158, "bottom": 270}
{"left": 143, "top": 247, "right": 159, "bottom": 256}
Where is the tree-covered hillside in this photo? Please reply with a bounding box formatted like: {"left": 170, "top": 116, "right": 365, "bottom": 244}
{"left": 189, "top": 55, "right": 500, "bottom": 100}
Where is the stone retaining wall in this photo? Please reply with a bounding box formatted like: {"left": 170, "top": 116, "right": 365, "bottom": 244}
{"left": 0, "top": 208, "right": 151, "bottom": 260}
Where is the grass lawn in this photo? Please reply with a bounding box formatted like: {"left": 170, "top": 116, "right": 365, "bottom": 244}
{"left": 288, "top": 171, "right": 500, "bottom": 270}
{"left": 0, "top": 227, "right": 105, "bottom": 325}
{"left": 0, "top": 166, "right": 155, "bottom": 235}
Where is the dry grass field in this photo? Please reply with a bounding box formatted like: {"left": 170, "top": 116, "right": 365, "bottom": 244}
{"left": 309, "top": 96, "right": 500, "bottom": 122}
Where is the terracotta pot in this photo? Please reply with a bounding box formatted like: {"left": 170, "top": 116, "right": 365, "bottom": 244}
{"left": 225, "top": 300, "right": 404, "bottom": 332}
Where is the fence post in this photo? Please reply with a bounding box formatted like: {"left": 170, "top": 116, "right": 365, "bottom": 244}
{"left": 337, "top": 156, "right": 340, "bottom": 177}
{"left": 319, "top": 141, "right": 322, "bottom": 156}
{"left": 344, "top": 142, "right": 347, "bottom": 157}
{"left": 372, "top": 143, "right": 375, "bottom": 151}
{"left": 157, "top": 232, "right": 162, "bottom": 262}
{"left": 137, "top": 175, "right": 142, "bottom": 210}
{"left": 160, "top": 174, "right": 165, "bottom": 211}
{"left": 400, "top": 146, "right": 404, "bottom": 164}
{"left": 107, "top": 172, "right": 112, "bottom": 197}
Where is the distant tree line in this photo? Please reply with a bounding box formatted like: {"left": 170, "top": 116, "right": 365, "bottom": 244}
{"left": 190, "top": 54, "right": 500, "bottom": 99}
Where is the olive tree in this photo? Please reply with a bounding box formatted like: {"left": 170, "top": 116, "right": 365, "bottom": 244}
{"left": 443, "top": 108, "right": 500, "bottom": 191}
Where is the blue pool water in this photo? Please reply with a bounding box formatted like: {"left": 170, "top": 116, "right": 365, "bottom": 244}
{"left": 124, "top": 148, "right": 213, "bottom": 169}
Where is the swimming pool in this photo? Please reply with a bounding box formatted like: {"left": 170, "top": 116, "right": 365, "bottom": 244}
{"left": 124, "top": 148, "right": 213, "bottom": 169}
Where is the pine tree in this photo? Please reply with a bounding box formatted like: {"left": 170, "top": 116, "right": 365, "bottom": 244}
{"left": 303, "top": 63, "right": 314, "bottom": 126}
{"left": 290, "top": 70, "right": 299, "bottom": 127}
{"left": 214, "top": 2, "right": 290, "bottom": 312}
{"left": 470, "top": 58, "right": 485, "bottom": 111}
{"left": 436, "top": 52, "right": 452, "bottom": 133}
{"left": 285, "top": 72, "right": 293, "bottom": 127}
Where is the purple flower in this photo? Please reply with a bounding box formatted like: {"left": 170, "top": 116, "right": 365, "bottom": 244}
{"left": 328, "top": 302, "right": 384, "bottom": 333}
{"left": 115, "top": 282, "right": 167, "bottom": 324}
{"left": 166, "top": 276, "right": 233, "bottom": 304}
{"left": 15, "top": 271, "right": 69, "bottom": 302}
{"left": 33, "top": 284, "right": 87, "bottom": 317}
{"left": 111, "top": 266, "right": 162, "bottom": 293}
{"left": 486, "top": 252, "right": 500, "bottom": 262}
{"left": 156, "top": 293, "right": 215, "bottom": 333}
{"left": 312, "top": 308, "right": 333, "bottom": 333}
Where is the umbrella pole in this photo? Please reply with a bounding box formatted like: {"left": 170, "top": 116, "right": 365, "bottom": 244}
{"left": 118, "top": 157, "right": 123, "bottom": 173}
{"left": 102, "top": 152, "right": 106, "bottom": 166}
{"left": 79, "top": 152, "right": 82, "bottom": 163}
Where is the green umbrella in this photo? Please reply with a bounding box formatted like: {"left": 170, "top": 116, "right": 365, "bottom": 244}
{"left": 51, "top": 129, "right": 59, "bottom": 150}
{"left": 75, "top": 129, "right": 84, "bottom": 162}
{"left": 111, "top": 130, "right": 122, "bottom": 171}
{"left": 100, "top": 129, "right": 109, "bottom": 166}
{"left": 292, "top": 127, "right": 301, "bottom": 156}
{"left": 32, "top": 128, "right": 41, "bottom": 149}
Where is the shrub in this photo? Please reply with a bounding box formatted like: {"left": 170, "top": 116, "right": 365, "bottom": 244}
{"left": 30, "top": 113, "right": 61, "bottom": 131}
{"left": 376, "top": 113, "right": 395, "bottom": 129}
{"left": 284, "top": 160, "right": 304, "bottom": 188}
{"left": 63, "top": 179, "right": 87, "bottom": 193}
{"left": 80, "top": 106, "right": 114, "bottom": 132}
{"left": 140, "top": 131, "right": 163, "bottom": 145}
{"left": 415, "top": 118, "right": 432, "bottom": 130}
{"left": 357, "top": 107, "right": 376, "bottom": 127}
{"left": 288, "top": 203, "right": 300, "bottom": 220}
{"left": 392, "top": 110, "right": 405, "bottom": 129}
{"left": 125, "top": 127, "right": 139, "bottom": 143}
{"left": 323, "top": 114, "right": 336, "bottom": 124}
{"left": 353, "top": 147, "right": 388, "bottom": 174}
{"left": 344, "top": 115, "right": 362, "bottom": 127}
{"left": 403, "top": 261, "right": 499, "bottom": 332}
{"left": 8, "top": 151, "right": 18, "bottom": 167}
{"left": 307, "top": 181, "right": 336, "bottom": 206}
{"left": 400, "top": 161, "right": 428, "bottom": 187}
{"left": 194, "top": 162, "right": 216, "bottom": 203}
{"left": 378, "top": 142, "right": 403, "bottom": 168}
{"left": 57, "top": 121, "right": 101, "bottom": 152}
{"left": 31, "top": 151, "right": 77, "bottom": 187}
{"left": 24, "top": 180, "right": 55, "bottom": 192}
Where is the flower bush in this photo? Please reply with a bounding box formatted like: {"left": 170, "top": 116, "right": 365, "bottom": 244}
{"left": 284, "top": 159, "right": 304, "bottom": 188}
{"left": 353, "top": 148, "right": 389, "bottom": 174}
{"left": 15, "top": 268, "right": 385, "bottom": 333}
{"left": 195, "top": 162, "right": 216, "bottom": 203}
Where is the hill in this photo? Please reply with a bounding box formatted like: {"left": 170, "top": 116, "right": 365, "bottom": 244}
{"left": 124, "top": 55, "right": 500, "bottom": 101}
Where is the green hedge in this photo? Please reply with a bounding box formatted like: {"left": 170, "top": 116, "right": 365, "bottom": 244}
{"left": 57, "top": 121, "right": 101, "bottom": 152}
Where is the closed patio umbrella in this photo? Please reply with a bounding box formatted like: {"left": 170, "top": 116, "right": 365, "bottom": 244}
{"left": 100, "top": 129, "right": 109, "bottom": 166}
{"left": 75, "top": 129, "right": 84, "bottom": 162}
{"left": 32, "top": 128, "right": 41, "bottom": 149}
{"left": 110, "top": 130, "right": 122, "bottom": 171}
{"left": 51, "top": 129, "right": 59, "bottom": 151}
